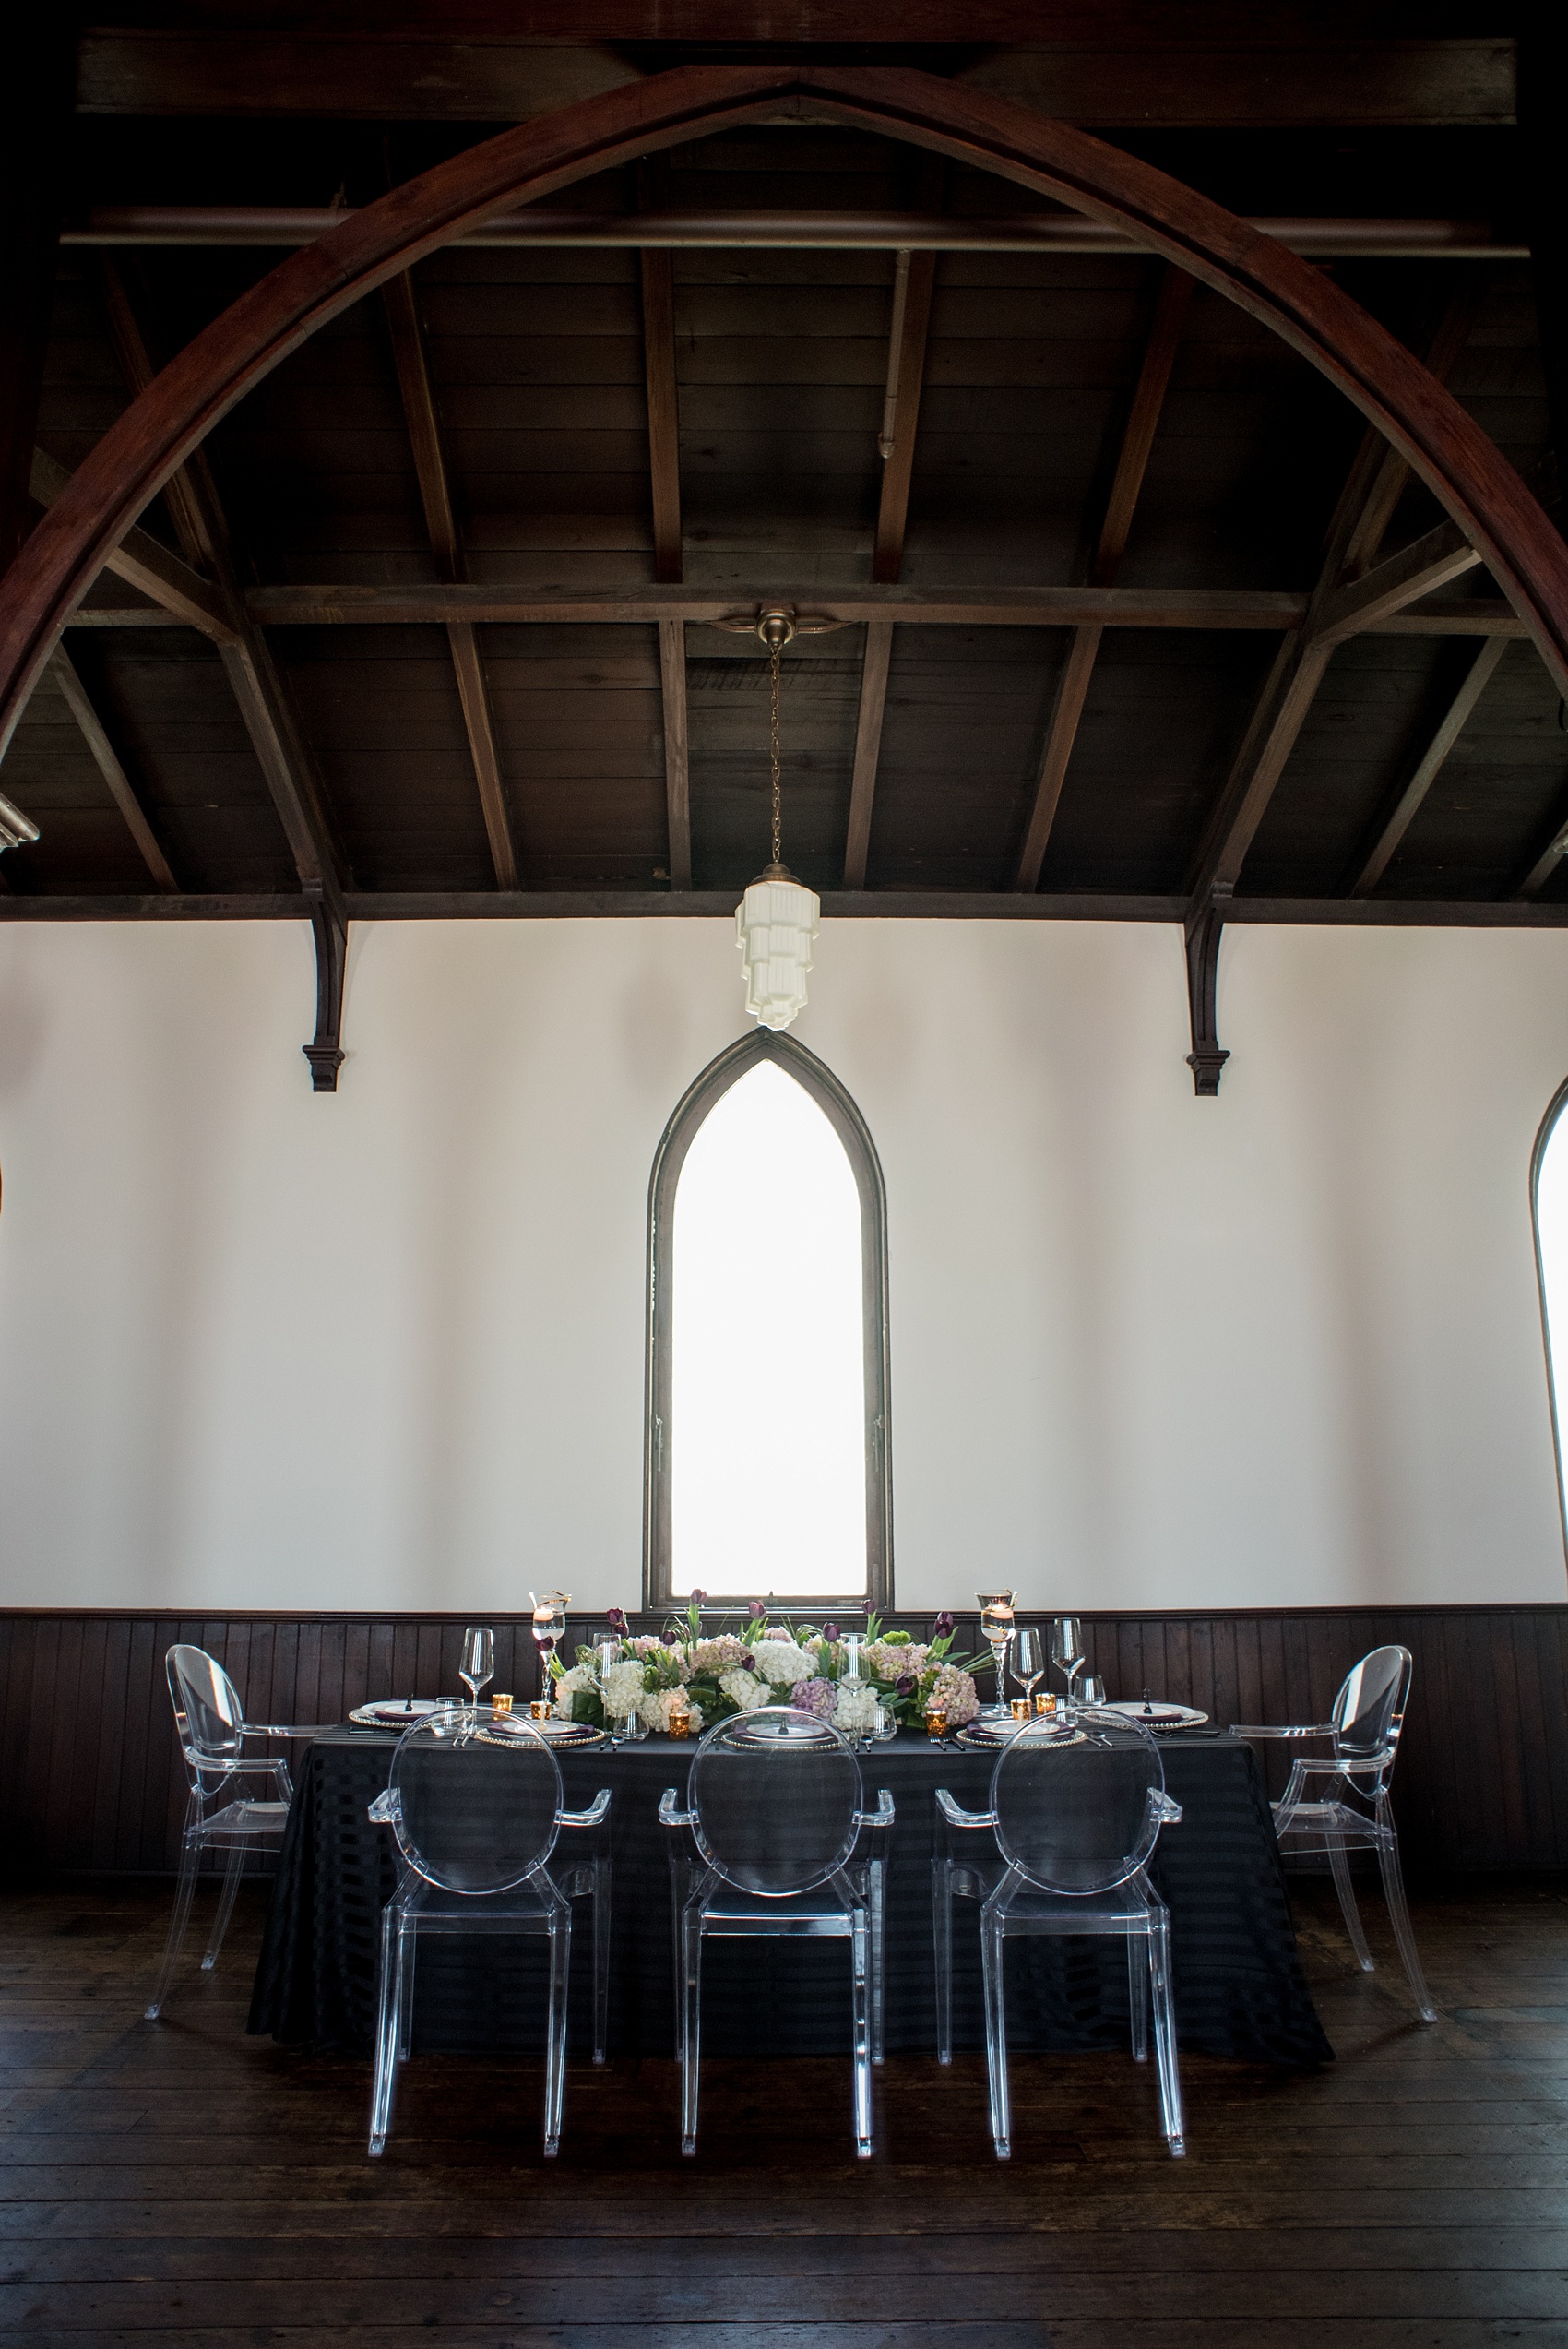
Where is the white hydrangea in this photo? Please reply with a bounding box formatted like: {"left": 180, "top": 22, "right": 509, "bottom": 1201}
{"left": 833, "top": 1680, "right": 881, "bottom": 1735}
{"left": 752, "top": 1639, "right": 814, "bottom": 1687}
{"left": 718, "top": 1668, "right": 766, "bottom": 1711}
{"left": 862, "top": 1640, "right": 930, "bottom": 1682}
{"left": 552, "top": 1663, "right": 595, "bottom": 1721}
{"left": 638, "top": 1686, "right": 705, "bottom": 1735}
{"left": 602, "top": 1659, "right": 647, "bottom": 1723}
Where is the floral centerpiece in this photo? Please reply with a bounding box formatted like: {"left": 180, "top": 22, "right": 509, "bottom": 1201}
{"left": 550, "top": 1599, "right": 980, "bottom": 1737}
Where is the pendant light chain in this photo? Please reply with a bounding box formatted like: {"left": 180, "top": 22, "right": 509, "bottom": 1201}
{"left": 769, "top": 640, "right": 783, "bottom": 869}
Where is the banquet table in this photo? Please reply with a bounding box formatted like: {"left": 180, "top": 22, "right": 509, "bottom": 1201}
{"left": 251, "top": 1719, "right": 1333, "bottom": 2067}
{"left": 247, "top": 1723, "right": 1332, "bottom": 2069}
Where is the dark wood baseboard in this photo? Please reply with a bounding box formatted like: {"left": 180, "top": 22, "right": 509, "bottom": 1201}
{"left": 2, "top": 1604, "right": 1561, "bottom": 1876}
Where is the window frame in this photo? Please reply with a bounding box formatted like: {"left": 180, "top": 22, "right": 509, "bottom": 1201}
{"left": 643, "top": 1030, "right": 893, "bottom": 1615}
{"left": 1531, "top": 1075, "right": 1568, "bottom": 1572}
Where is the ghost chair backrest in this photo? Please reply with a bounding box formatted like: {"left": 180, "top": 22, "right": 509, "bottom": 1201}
{"left": 387, "top": 1711, "right": 564, "bottom": 1895}
{"left": 991, "top": 1709, "right": 1169, "bottom": 1896}
{"left": 687, "top": 1707, "right": 863, "bottom": 1896}
{"left": 1333, "top": 1646, "right": 1411, "bottom": 1759}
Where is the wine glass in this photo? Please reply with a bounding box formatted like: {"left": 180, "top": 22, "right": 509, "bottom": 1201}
{"left": 1011, "top": 1627, "right": 1044, "bottom": 1711}
{"left": 976, "top": 1589, "right": 1016, "bottom": 1720}
{"left": 459, "top": 1627, "right": 494, "bottom": 1711}
{"left": 529, "top": 1590, "right": 570, "bottom": 1705}
{"left": 1050, "top": 1616, "right": 1086, "bottom": 1709}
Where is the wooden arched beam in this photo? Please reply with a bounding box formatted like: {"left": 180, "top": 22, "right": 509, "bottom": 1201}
{"left": 4, "top": 59, "right": 1567, "bottom": 768}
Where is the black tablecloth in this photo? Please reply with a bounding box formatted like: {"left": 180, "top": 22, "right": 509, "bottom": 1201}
{"left": 247, "top": 1726, "right": 1331, "bottom": 2069}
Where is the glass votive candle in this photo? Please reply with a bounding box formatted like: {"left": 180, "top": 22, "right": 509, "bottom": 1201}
{"left": 529, "top": 1698, "right": 552, "bottom": 1722}
{"left": 492, "top": 1692, "right": 513, "bottom": 1715}
{"left": 1033, "top": 1691, "right": 1057, "bottom": 1716}
{"left": 924, "top": 1707, "right": 948, "bottom": 1740}
{"left": 667, "top": 1700, "right": 692, "bottom": 1741}
{"left": 1010, "top": 1697, "right": 1031, "bottom": 1723}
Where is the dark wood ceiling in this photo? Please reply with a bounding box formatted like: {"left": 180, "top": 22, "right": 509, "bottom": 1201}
{"left": 2, "top": 12, "right": 1564, "bottom": 924}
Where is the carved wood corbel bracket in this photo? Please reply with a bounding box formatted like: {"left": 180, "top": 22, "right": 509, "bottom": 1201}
{"left": 1184, "top": 899, "right": 1229, "bottom": 1097}
{"left": 303, "top": 881, "right": 347, "bottom": 1092}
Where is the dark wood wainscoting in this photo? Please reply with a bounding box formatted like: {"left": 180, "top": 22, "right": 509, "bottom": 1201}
{"left": 2, "top": 1605, "right": 1564, "bottom": 1878}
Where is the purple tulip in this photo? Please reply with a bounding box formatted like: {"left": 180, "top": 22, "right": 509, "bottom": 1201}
{"left": 691, "top": 1589, "right": 707, "bottom": 1604}
{"left": 895, "top": 1673, "right": 917, "bottom": 1696}
{"left": 740, "top": 1651, "right": 756, "bottom": 1671}
{"left": 933, "top": 1611, "right": 955, "bottom": 1638}
{"left": 823, "top": 1622, "right": 840, "bottom": 1643}
{"left": 662, "top": 1628, "right": 682, "bottom": 1646}
{"left": 606, "top": 1606, "right": 627, "bottom": 1633}
{"left": 748, "top": 1598, "right": 766, "bottom": 1618}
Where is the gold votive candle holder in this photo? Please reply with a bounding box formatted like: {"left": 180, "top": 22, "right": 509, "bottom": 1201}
{"left": 667, "top": 1705, "right": 692, "bottom": 1741}
{"left": 924, "top": 1707, "right": 948, "bottom": 1738}
{"left": 529, "top": 1699, "right": 552, "bottom": 1722}
{"left": 491, "top": 1692, "right": 513, "bottom": 1715}
{"left": 1010, "top": 1698, "right": 1031, "bottom": 1723}
{"left": 1033, "top": 1692, "right": 1056, "bottom": 1717}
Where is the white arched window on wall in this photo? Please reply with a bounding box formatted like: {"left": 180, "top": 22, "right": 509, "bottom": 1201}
{"left": 1533, "top": 1081, "right": 1568, "bottom": 1548}
{"left": 644, "top": 1032, "right": 892, "bottom": 1612}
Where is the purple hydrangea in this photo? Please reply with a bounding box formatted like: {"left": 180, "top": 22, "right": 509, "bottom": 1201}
{"left": 790, "top": 1676, "right": 837, "bottom": 1721}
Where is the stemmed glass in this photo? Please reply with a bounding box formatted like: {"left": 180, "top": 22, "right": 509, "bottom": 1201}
{"left": 1011, "top": 1628, "right": 1044, "bottom": 1713}
{"left": 976, "top": 1589, "right": 1016, "bottom": 1720}
{"left": 459, "top": 1627, "right": 494, "bottom": 1711}
{"left": 1051, "top": 1616, "right": 1086, "bottom": 1711}
{"left": 595, "top": 1636, "right": 622, "bottom": 1742}
{"left": 529, "top": 1590, "right": 570, "bottom": 1707}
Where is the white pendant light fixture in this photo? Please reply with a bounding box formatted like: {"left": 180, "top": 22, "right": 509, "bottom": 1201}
{"left": 736, "top": 609, "right": 819, "bottom": 1031}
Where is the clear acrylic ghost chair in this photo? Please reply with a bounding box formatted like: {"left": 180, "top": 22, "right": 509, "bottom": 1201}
{"left": 145, "top": 1643, "right": 322, "bottom": 2020}
{"left": 659, "top": 1706, "right": 895, "bottom": 2158}
{"left": 1232, "top": 1643, "right": 1435, "bottom": 2021}
{"left": 934, "top": 1707, "right": 1186, "bottom": 2158}
{"left": 365, "top": 1708, "right": 611, "bottom": 2157}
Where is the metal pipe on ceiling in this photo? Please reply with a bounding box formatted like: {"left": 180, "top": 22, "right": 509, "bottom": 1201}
{"left": 59, "top": 207, "right": 1525, "bottom": 259}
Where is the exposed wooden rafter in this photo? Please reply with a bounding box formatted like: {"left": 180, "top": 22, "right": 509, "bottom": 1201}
{"left": 48, "top": 645, "right": 177, "bottom": 891}
{"left": 95, "top": 258, "right": 349, "bottom": 1087}
{"left": 1348, "top": 638, "right": 1509, "bottom": 896}
{"left": 30, "top": 447, "right": 237, "bottom": 640}
{"left": 659, "top": 618, "right": 691, "bottom": 889}
{"left": 843, "top": 621, "right": 894, "bottom": 888}
{"left": 1186, "top": 290, "right": 1486, "bottom": 923}
{"left": 381, "top": 265, "right": 520, "bottom": 890}
{"left": 1016, "top": 265, "right": 1192, "bottom": 890}
{"left": 637, "top": 160, "right": 683, "bottom": 586}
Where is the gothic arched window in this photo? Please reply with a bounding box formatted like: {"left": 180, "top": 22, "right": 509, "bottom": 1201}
{"left": 644, "top": 1032, "right": 892, "bottom": 1612}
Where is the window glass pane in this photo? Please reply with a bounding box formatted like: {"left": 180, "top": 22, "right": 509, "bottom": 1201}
{"left": 671, "top": 1059, "right": 866, "bottom": 1597}
{"left": 1539, "top": 1102, "right": 1568, "bottom": 1521}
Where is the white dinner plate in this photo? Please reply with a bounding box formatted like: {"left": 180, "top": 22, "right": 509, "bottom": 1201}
{"left": 349, "top": 1699, "right": 450, "bottom": 1727}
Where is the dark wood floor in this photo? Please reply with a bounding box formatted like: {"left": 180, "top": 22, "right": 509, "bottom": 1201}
{"left": 3, "top": 1874, "right": 1567, "bottom": 2344}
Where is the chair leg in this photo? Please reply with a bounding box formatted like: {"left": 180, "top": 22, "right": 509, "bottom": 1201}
{"left": 201, "top": 1842, "right": 246, "bottom": 1971}
{"left": 981, "top": 1911, "right": 1011, "bottom": 2160}
{"left": 668, "top": 1843, "right": 685, "bottom": 2060}
{"left": 868, "top": 1856, "right": 885, "bottom": 2068}
{"left": 1327, "top": 1828, "right": 1375, "bottom": 1973}
{"left": 1376, "top": 1830, "right": 1437, "bottom": 2022}
{"left": 542, "top": 1913, "right": 570, "bottom": 2158}
{"left": 850, "top": 1904, "right": 873, "bottom": 2159}
{"left": 680, "top": 1906, "right": 703, "bottom": 2157}
{"left": 1148, "top": 1912, "right": 1186, "bottom": 2158}
{"left": 591, "top": 1857, "right": 612, "bottom": 2065}
{"left": 145, "top": 1828, "right": 203, "bottom": 2020}
{"left": 368, "top": 1905, "right": 402, "bottom": 2157}
{"left": 397, "top": 1927, "right": 417, "bottom": 2063}
{"left": 1127, "top": 1930, "right": 1149, "bottom": 2062}
{"left": 932, "top": 1857, "right": 954, "bottom": 2067}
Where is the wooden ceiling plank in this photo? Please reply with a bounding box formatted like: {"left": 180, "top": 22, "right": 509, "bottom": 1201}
{"left": 92, "top": 263, "right": 345, "bottom": 899}
{"left": 1186, "top": 292, "right": 1483, "bottom": 914}
{"left": 30, "top": 447, "right": 236, "bottom": 642}
{"left": 1348, "top": 637, "right": 1509, "bottom": 898}
{"left": 872, "top": 252, "right": 936, "bottom": 587}
{"left": 47, "top": 645, "right": 178, "bottom": 892}
{"left": 637, "top": 155, "right": 683, "bottom": 587}
{"left": 1015, "top": 264, "right": 1192, "bottom": 890}
{"left": 842, "top": 619, "right": 894, "bottom": 889}
{"left": 382, "top": 264, "right": 520, "bottom": 890}
{"left": 659, "top": 617, "right": 691, "bottom": 891}
{"left": 73, "top": 32, "right": 1517, "bottom": 129}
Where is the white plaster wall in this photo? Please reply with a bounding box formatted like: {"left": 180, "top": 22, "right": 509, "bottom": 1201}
{"left": 0, "top": 915, "right": 1564, "bottom": 1614}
